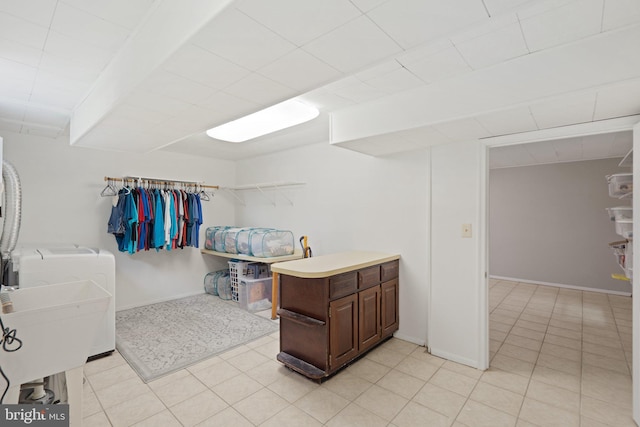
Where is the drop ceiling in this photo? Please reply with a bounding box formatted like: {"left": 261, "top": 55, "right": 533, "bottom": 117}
{"left": 1, "top": 0, "right": 639, "bottom": 161}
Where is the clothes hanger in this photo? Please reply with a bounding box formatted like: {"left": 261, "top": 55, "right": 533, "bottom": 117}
{"left": 100, "top": 179, "right": 118, "bottom": 197}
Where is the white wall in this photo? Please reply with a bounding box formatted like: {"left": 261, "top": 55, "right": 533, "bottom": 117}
{"left": 234, "top": 142, "right": 430, "bottom": 345}
{"left": 430, "top": 140, "right": 488, "bottom": 369}
{"left": 490, "top": 158, "right": 631, "bottom": 294}
{"left": 1, "top": 131, "right": 236, "bottom": 310}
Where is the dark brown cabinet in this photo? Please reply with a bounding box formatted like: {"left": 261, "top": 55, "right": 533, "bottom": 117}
{"left": 277, "top": 258, "right": 399, "bottom": 380}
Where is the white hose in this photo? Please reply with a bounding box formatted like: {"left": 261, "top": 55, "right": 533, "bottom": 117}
{"left": 0, "top": 161, "right": 21, "bottom": 259}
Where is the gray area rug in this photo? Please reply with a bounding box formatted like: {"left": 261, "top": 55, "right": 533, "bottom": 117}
{"left": 116, "top": 293, "right": 279, "bottom": 382}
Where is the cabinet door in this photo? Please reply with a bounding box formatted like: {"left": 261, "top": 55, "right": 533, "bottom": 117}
{"left": 329, "top": 294, "right": 358, "bottom": 369}
{"left": 381, "top": 279, "right": 399, "bottom": 337}
{"left": 358, "top": 285, "right": 381, "bottom": 352}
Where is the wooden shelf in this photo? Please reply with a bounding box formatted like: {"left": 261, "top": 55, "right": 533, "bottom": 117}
{"left": 201, "top": 249, "right": 303, "bottom": 264}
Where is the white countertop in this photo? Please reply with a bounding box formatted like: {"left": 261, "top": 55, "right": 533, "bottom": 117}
{"left": 270, "top": 251, "right": 400, "bottom": 278}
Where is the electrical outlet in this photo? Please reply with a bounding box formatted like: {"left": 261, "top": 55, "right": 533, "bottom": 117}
{"left": 462, "top": 223, "right": 472, "bottom": 238}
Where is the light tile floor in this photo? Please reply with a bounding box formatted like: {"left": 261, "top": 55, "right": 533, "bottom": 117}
{"left": 82, "top": 281, "right": 635, "bottom": 426}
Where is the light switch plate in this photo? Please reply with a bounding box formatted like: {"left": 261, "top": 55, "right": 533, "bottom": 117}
{"left": 462, "top": 223, "right": 472, "bottom": 238}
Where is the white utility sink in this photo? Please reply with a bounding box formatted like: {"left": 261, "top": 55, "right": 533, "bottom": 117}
{"left": 0, "top": 280, "right": 111, "bottom": 426}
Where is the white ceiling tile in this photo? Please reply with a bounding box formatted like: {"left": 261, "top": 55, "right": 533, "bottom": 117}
{"left": 38, "top": 53, "right": 102, "bottom": 83}
{"left": 363, "top": 67, "right": 425, "bottom": 93}
{"left": 329, "top": 79, "right": 387, "bottom": 103}
{"left": 297, "top": 89, "right": 355, "bottom": 112}
{"left": 0, "top": 0, "right": 57, "bottom": 26}
{"left": 138, "top": 69, "right": 217, "bottom": 104}
{"left": 0, "top": 119, "right": 23, "bottom": 133}
{"left": 519, "top": 0, "right": 604, "bottom": 52}
{"left": 516, "top": 0, "right": 578, "bottom": 19}
{"left": 162, "top": 44, "right": 250, "bottom": 90}
{"left": 44, "top": 31, "right": 114, "bottom": 69}
{"left": 222, "top": 73, "right": 296, "bottom": 106}
{"left": 476, "top": 107, "right": 538, "bottom": 136}
{"left": 608, "top": 131, "right": 633, "bottom": 156}
{"left": 29, "top": 83, "right": 85, "bottom": 110}
{"left": 529, "top": 92, "right": 597, "bottom": 129}
{"left": 0, "top": 56, "right": 37, "bottom": 82}
{"left": 482, "top": 0, "right": 541, "bottom": 16}
{"left": 433, "top": 118, "right": 491, "bottom": 140}
{"left": 396, "top": 38, "right": 453, "bottom": 66}
{"left": 350, "top": 0, "right": 388, "bottom": 12}
{"left": 161, "top": 105, "right": 229, "bottom": 134}
{"left": 603, "top": 0, "right": 640, "bottom": 31}
{"left": 354, "top": 60, "right": 400, "bottom": 81}
{"left": 580, "top": 133, "right": 620, "bottom": 159}
{"left": 192, "top": 8, "right": 296, "bottom": 71}
{"left": 403, "top": 46, "right": 471, "bottom": 84}
{"left": 125, "top": 89, "right": 193, "bottom": 117}
{"left": 237, "top": 0, "right": 362, "bottom": 46}
{"left": 490, "top": 145, "right": 536, "bottom": 168}
{"left": 552, "top": 137, "right": 584, "bottom": 161}
{"left": 59, "top": 0, "right": 154, "bottom": 30}
{"left": 366, "top": 0, "right": 488, "bottom": 49}
{"left": 523, "top": 140, "right": 560, "bottom": 164}
{"left": 454, "top": 22, "right": 529, "bottom": 69}
{"left": 23, "top": 105, "right": 69, "bottom": 128}
{"left": 593, "top": 80, "right": 640, "bottom": 120}
{"left": 50, "top": 2, "right": 131, "bottom": 51}
{"left": 258, "top": 48, "right": 341, "bottom": 91}
{"left": 450, "top": 13, "right": 519, "bottom": 44}
{"left": 0, "top": 38, "right": 42, "bottom": 67}
{"left": 197, "top": 91, "right": 260, "bottom": 121}
{"left": 0, "top": 98, "right": 26, "bottom": 121}
{"left": 302, "top": 15, "right": 403, "bottom": 73}
{"left": 0, "top": 79, "right": 32, "bottom": 101}
{"left": 0, "top": 12, "right": 48, "bottom": 49}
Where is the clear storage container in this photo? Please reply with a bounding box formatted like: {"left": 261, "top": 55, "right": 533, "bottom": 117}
{"left": 606, "top": 206, "right": 633, "bottom": 221}
{"left": 236, "top": 228, "right": 273, "bottom": 255}
{"left": 238, "top": 277, "right": 272, "bottom": 312}
{"left": 615, "top": 219, "right": 633, "bottom": 239}
{"left": 607, "top": 173, "right": 633, "bottom": 198}
{"left": 249, "top": 229, "right": 295, "bottom": 257}
{"left": 223, "top": 227, "right": 252, "bottom": 254}
{"left": 213, "top": 226, "right": 234, "bottom": 252}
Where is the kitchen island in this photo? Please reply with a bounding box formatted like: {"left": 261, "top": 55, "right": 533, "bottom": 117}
{"left": 271, "top": 251, "right": 400, "bottom": 380}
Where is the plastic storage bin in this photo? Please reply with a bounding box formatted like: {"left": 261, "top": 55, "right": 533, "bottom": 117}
{"left": 228, "top": 260, "right": 268, "bottom": 302}
{"left": 213, "top": 226, "right": 234, "bottom": 252}
{"left": 249, "top": 229, "right": 295, "bottom": 257}
{"left": 236, "top": 228, "right": 273, "bottom": 255}
{"left": 238, "top": 277, "right": 272, "bottom": 312}
{"left": 609, "top": 241, "right": 627, "bottom": 271}
{"left": 607, "top": 173, "right": 633, "bottom": 197}
{"left": 606, "top": 206, "right": 633, "bottom": 221}
{"left": 615, "top": 219, "right": 633, "bottom": 239}
{"left": 223, "top": 227, "right": 251, "bottom": 254}
{"left": 205, "top": 226, "right": 228, "bottom": 250}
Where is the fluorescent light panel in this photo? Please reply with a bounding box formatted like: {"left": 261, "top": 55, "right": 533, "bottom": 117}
{"left": 206, "top": 99, "right": 319, "bottom": 142}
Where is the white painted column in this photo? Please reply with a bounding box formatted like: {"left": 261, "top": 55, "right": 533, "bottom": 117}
{"left": 429, "top": 140, "right": 488, "bottom": 369}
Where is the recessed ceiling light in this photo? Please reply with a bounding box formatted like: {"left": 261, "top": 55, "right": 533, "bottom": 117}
{"left": 206, "top": 99, "right": 319, "bottom": 143}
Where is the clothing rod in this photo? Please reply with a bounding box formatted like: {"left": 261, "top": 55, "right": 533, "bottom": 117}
{"left": 104, "top": 176, "right": 219, "bottom": 190}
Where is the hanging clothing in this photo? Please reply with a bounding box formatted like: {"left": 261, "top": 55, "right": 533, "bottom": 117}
{"left": 107, "top": 185, "right": 207, "bottom": 254}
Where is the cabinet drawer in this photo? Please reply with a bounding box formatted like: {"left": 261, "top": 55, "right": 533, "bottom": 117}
{"left": 381, "top": 260, "right": 399, "bottom": 282}
{"left": 358, "top": 265, "right": 381, "bottom": 289}
{"left": 329, "top": 272, "right": 357, "bottom": 300}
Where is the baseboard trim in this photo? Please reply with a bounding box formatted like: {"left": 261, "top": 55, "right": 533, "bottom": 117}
{"left": 490, "top": 275, "right": 632, "bottom": 297}
{"left": 429, "top": 347, "right": 483, "bottom": 370}
{"left": 393, "top": 332, "right": 426, "bottom": 347}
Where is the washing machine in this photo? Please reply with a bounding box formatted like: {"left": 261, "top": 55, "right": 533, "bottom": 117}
{"left": 12, "top": 246, "right": 116, "bottom": 359}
